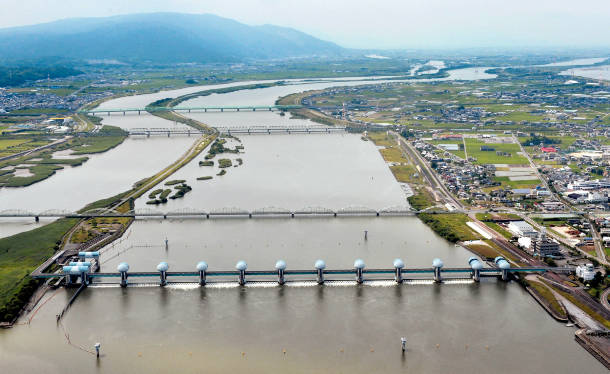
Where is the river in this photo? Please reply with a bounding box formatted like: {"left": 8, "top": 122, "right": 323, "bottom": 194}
{"left": 1, "top": 67, "right": 606, "bottom": 373}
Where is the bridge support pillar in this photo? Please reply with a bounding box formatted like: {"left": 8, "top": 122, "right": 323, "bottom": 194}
{"left": 197, "top": 261, "right": 208, "bottom": 286}
{"left": 123, "top": 112, "right": 125, "bottom": 116}
{"left": 275, "top": 260, "right": 286, "bottom": 285}
{"left": 163, "top": 215, "right": 167, "bottom": 219}
{"left": 138, "top": 110, "right": 141, "bottom": 115}
{"left": 393, "top": 259, "right": 405, "bottom": 283}
{"left": 291, "top": 213, "right": 294, "bottom": 218}
{"left": 81, "top": 272, "right": 89, "bottom": 286}
{"left": 120, "top": 272, "right": 128, "bottom": 287}
{"left": 236, "top": 261, "right": 247, "bottom": 285}
{"left": 433, "top": 258, "right": 443, "bottom": 283}
{"left": 157, "top": 262, "right": 169, "bottom": 286}
{"left": 468, "top": 257, "right": 482, "bottom": 282}
{"left": 206, "top": 214, "right": 210, "bottom": 219}
{"left": 35, "top": 216, "right": 39, "bottom": 222}
{"left": 220, "top": 108, "right": 223, "bottom": 112}
{"left": 473, "top": 269, "right": 481, "bottom": 282}
{"left": 354, "top": 259, "right": 365, "bottom": 284}
{"left": 315, "top": 260, "right": 326, "bottom": 284}
{"left": 494, "top": 257, "right": 511, "bottom": 281}
{"left": 334, "top": 212, "right": 337, "bottom": 218}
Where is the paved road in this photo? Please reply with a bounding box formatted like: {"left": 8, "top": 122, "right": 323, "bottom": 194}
{"left": 391, "top": 131, "right": 463, "bottom": 210}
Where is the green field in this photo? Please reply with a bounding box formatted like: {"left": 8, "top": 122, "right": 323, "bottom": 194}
{"left": 0, "top": 218, "right": 78, "bottom": 322}
{"left": 464, "top": 139, "right": 529, "bottom": 165}
{"left": 418, "top": 213, "right": 480, "bottom": 243}
{"left": 429, "top": 139, "right": 466, "bottom": 159}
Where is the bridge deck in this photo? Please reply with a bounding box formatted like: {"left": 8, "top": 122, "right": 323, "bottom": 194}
{"left": 34, "top": 266, "right": 572, "bottom": 279}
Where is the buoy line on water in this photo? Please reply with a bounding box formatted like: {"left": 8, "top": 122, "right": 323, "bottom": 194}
{"left": 58, "top": 319, "right": 96, "bottom": 355}
{"left": 14, "top": 288, "right": 62, "bottom": 326}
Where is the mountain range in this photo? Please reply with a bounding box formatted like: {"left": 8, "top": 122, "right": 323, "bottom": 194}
{"left": 0, "top": 13, "right": 345, "bottom": 64}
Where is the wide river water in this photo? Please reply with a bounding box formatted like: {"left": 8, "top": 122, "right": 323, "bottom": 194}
{"left": 1, "top": 68, "right": 607, "bottom": 373}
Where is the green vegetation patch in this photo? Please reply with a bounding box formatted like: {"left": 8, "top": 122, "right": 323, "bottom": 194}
{"left": 407, "top": 189, "right": 435, "bottom": 210}
{"left": 465, "top": 139, "right": 529, "bottom": 165}
{"left": 197, "top": 176, "right": 213, "bottom": 181}
{"left": 218, "top": 158, "right": 232, "bottom": 168}
{"left": 164, "top": 179, "right": 186, "bottom": 186}
{"left": 417, "top": 213, "right": 479, "bottom": 243}
{"left": 217, "top": 169, "right": 227, "bottom": 176}
{"left": 170, "top": 183, "right": 192, "bottom": 199}
{"left": 527, "top": 280, "right": 567, "bottom": 319}
{"left": 199, "top": 160, "right": 214, "bottom": 166}
{"left": 0, "top": 218, "right": 78, "bottom": 322}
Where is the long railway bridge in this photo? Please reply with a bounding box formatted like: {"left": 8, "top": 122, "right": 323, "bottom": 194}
{"left": 79, "top": 105, "right": 303, "bottom": 116}
{"left": 126, "top": 125, "right": 346, "bottom": 137}
{"left": 0, "top": 206, "right": 451, "bottom": 221}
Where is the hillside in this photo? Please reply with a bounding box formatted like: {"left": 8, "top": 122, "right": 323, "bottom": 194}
{"left": 0, "top": 13, "right": 345, "bottom": 64}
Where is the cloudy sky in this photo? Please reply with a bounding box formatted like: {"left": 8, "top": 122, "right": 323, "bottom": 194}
{"left": 2, "top": 0, "right": 609, "bottom": 49}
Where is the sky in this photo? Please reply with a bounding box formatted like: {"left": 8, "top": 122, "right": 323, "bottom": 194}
{"left": 1, "top": 0, "right": 609, "bottom": 49}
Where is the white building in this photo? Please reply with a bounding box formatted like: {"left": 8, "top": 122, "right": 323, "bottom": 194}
{"left": 508, "top": 221, "right": 538, "bottom": 238}
{"left": 575, "top": 264, "right": 596, "bottom": 282}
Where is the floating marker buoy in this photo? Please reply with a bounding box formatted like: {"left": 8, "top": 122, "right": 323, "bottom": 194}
{"left": 485, "top": 345, "right": 489, "bottom": 350}
{"left": 242, "top": 352, "right": 245, "bottom": 356}
{"left": 436, "top": 344, "right": 440, "bottom": 349}
{"left": 138, "top": 352, "right": 142, "bottom": 357}
{"left": 282, "top": 349, "right": 286, "bottom": 354}
{"left": 340, "top": 348, "right": 344, "bottom": 353}
{"left": 370, "top": 348, "right": 374, "bottom": 352}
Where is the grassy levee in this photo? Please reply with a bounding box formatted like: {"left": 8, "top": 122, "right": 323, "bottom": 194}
{"left": 407, "top": 191, "right": 435, "bottom": 210}
{"left": 527, "top": 280, "right": 568, "bottom": 320}
{"left": 0, "top": 218, "right": 78, "bottom": 323}
{"left": 546, "top": 282, "right": 610, "bottom": 329}
{"left": 417, "top": 213, "right": 479, "bottom": 243}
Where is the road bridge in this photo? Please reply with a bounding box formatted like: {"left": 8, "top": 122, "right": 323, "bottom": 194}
{"left": 80, "top": 105, "right": 303, "bottom": 116}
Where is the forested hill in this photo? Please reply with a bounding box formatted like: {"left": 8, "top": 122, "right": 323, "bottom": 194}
{"left": 0, "top": 13, "right": 345, "bottom": 64}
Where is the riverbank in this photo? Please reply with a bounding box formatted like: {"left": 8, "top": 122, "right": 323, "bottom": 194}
{"left": 0, "top": 130, "right": 215, "bottom": 324}
{"left": 0, "top": 125, "right": 127, "bottom": 188}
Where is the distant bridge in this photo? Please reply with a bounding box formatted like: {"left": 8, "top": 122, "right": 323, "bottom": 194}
{"left": 126, "top": 125, "right": 346, "bottom": 137}
{"left": 127, "top": 127, "right": 206, "bottom": 137}
{"left": 79, "top": 105, "right": 303, "bottom": 116}
{"left": 0, "top": 206, "right": 458, "bottom": 220}
{"left": 216, "top": 125, "right": 346, "bottom": 135}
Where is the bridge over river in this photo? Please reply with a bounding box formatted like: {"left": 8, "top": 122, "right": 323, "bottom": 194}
{"left": 0, "top": 206, "right": 449, "bottom": 220}
{"left": 80, "top": 105, "right": 303, "bottom": 116}
{"left": 126, "top": 125, "right": 346, "bottom": 137}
